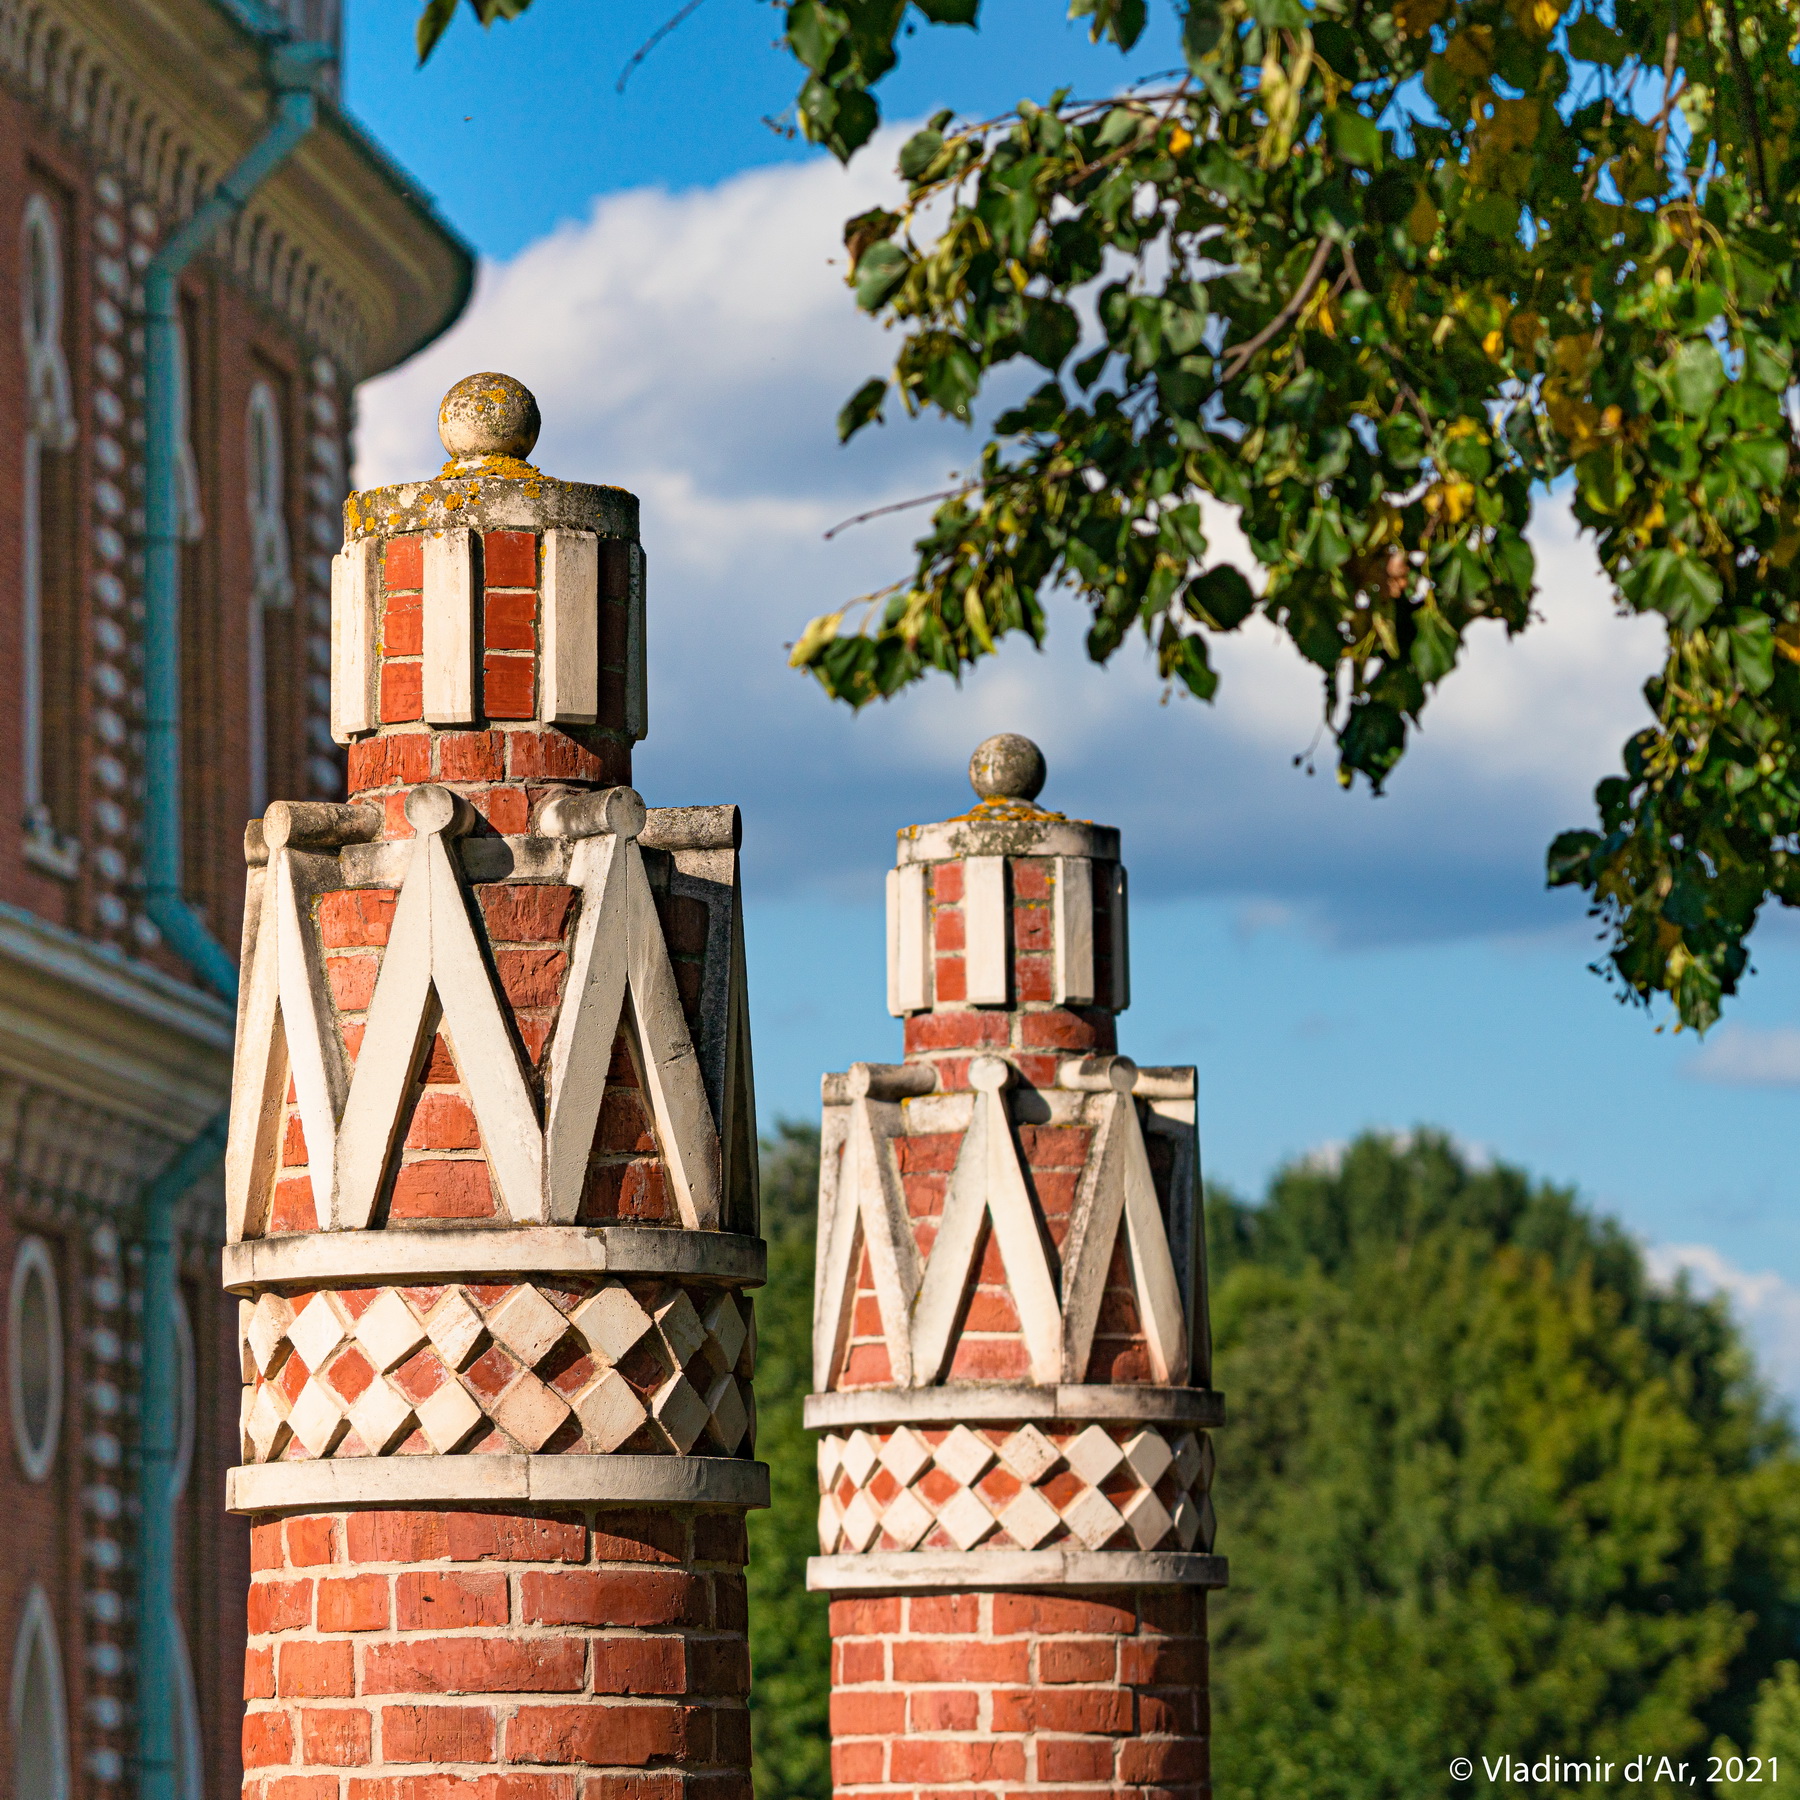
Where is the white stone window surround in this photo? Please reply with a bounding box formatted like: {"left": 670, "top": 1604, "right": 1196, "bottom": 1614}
{"left": 10, "top": 1586, "right": 70, "bottom": 1800}
{"left": 171, "top": 1285, "right": 195, "bottom": 1501}
{"left": 9, "top": 1236, "right": 65, "bottom": 1483}
{"left": 173, "top": 315, "right": 204, "bottom": 545}
{"left": 20, "top": 193, "right": 79, "bottom": 879}
{"left": 245, "top": 378, "right": 294, "bottom": 815}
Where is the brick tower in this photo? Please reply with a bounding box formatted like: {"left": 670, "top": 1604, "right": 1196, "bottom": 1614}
{"left": 808, "top": 733, "right": 1225, "bottom": 1796}
{"left": 223, "top": 374, "right": 762, "bottom": 1800}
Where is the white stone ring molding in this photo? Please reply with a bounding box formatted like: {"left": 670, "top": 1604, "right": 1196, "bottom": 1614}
{"left": 228, "top": 1452, "right": 770, "bottom": 1514}
{"left": 223, "top": 1227, "right": 766, "bottom": 1293}
{"left": 803, "top": 1383, "right": 1224, "bottom": 1431}
{"left": 807, "top": 1549, "right": 1227, "bottom": 1592}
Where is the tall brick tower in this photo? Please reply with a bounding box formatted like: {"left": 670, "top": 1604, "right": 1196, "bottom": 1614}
{"left": 808, "top": 733, "right": 1225, "bottom": 1797}
{"left": 222, "top": 375, "right": 762, "bottom": 1800}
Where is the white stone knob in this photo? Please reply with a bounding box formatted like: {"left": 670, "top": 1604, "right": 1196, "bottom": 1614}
{"left": 438, "top": 373, "right": 541, "bottom": 462}
{"left": 970, "top": 734, "right": 1046, "bottom": 803}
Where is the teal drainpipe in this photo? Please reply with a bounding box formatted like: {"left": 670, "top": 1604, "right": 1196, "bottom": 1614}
{"left": 136, "top": 36, "right": 331, "bottom": 1800}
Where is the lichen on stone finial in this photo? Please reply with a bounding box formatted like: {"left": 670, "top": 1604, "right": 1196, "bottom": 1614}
{"left": 437, "top": 372, "right": 542, "bottom": 476}
{"left": 969, "top": 733, "right": 1047, "bottom": 804}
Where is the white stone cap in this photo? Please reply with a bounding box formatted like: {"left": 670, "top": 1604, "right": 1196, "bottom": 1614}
{"left": 896, "top": 813, "right": 1120, "bottom": 865}
{"left": 803, "top": 1384, "right": 1224, "bottom": 1432}
{"left": 223, "top": 1226, "right": 767, "bottom": 1294}
{"left": 808, "top": 1549, "right": 1226, "bottom": 1592}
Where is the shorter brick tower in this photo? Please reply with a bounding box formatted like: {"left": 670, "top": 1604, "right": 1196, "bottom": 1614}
{"left": 225, "top": 374, "right": 762, "bottom": 1800}
{"left": 809, "top": 733, "right": 1225, "bottom": 1797}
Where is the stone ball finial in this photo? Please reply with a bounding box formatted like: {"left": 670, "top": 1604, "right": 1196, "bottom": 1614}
{"left": 438, "top": 373, "right": 541, "bottom": 462}
{"left": 969, "top": 733, "right": 1046, "bottom": 803}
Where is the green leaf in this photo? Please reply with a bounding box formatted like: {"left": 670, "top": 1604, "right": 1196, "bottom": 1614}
{"left": 1565, "top": 12, "right": 1628, "bottom": 66}
{"left": 1745, "top": 336, "right": 1792, "bottom": 391}
{"left": 898, "top": 128, "right": 944, "bottom": 179}
{"left": 1618, "top": 547, "right": 1723, "bottom": 631}
{"left": 1667, "top": 340, "right": 1725, "bottom": 417}
{"left": 786, "top": 0, "right": 847, "bottom": 72}
{"left": 1730, "top": 612, "right": 1776, "bottom": 694}
{"left": 830, "top": 88, "right": 880, "bottom": 155}
{"left": 416, "top": 0, "right": 460, "bottom": 61}
{"left": 1464, "top": 192, "right": 1520, "bottom": 240}
{"left": 1248, "top": 0, "right": 1305, "bottom": 25}
{"left": 1185, "top": 565, "right": 1256, "bottom": 629}
{"left": 914, "top": 0, "right": 978, "bottom": 22}
{"left": 1324, "top": 107, "right": 1381, "bottom": 168}
{"left": 1072, "top": 345, "right": 1109, "bottom": 390}
{"left": 1380, "top": 414, "right": 1426, "bottom": 469}
{"left": 1545, "top": 829, "right": 1601, "bottom": 886}
{"left": 1724, "top": 434, "right": 1788, "bottom": 491}
{"left": 1410, "top": 607, "right": 1459, "bottom": 683}
{"left": 1166, "top": 634, "right": 1219, "bottom": 699}
{"left": 854, "top": 242, "right": 911, "bottom": 311}
{"left": 1095, "top": 106, "right": 1141, "bottom": 150}
{"left": 1019, "top": 298, "right": 1080, "bottom": 370}
{"left": 1159, "top": 502, "right": 1209, "bottom": 561}
{"left": 922, "top": 336, "right": 982, "bottom": 417}
{"left": 1440, "top": 433, "right": 1492, "bottom": 481}
{"left": 1181, "top": 0, "right": 1224, "bottom": 64}
{"left": 837, "top": 378, "right": 889, "bottom": 442}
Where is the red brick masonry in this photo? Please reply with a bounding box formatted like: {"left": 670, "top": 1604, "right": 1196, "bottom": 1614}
{"left": 243, "top": 1509, "right": 751, "bottom": 1800}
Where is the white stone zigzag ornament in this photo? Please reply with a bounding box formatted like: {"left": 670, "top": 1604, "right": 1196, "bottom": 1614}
{"left": 224, "top": 783, "right": 721, "bottom": 1240}
{"left": 812, "top": 1054, "right": 1188, "bottom": 1391}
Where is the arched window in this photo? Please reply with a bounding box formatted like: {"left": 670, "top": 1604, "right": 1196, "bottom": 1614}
{"left": 10, "top": 1588, "right": 69, "bottom": 1800}
{"left": 245, "top": 380, "right": 294, "bottom": 814}
{"left": 19, "top": 194, "right": 79, "bottom": 877}
{"left": 9, "top": 1238, "right": 63, "bottom": 1483}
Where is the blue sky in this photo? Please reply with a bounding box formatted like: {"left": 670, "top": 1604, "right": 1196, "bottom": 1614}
{"left": 343, "top": 0, "right": 1800, "bottom": 1391}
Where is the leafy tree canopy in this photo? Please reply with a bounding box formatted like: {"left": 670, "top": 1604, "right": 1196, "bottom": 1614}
{"left": 420, "top": 0, "right": 1800, "bottom": 1034}
{"left": 1210, "top": 1130, "right": 1800, "bottom": 1797}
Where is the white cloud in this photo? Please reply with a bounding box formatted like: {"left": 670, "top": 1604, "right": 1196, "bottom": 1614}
{"left": 1647, "top": 1242, "right": 1800, "bottom": 1401}
{"left": 1685, "top": 1024, "right": 1800, "bottom": 1087}
{"left": 356, "top": 145, "right": 1668, "bottom": 941}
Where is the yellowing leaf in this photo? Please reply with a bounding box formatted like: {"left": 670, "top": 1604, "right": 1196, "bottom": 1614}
{"left": 1441, "top": 26, "right": 1496, "bottom": 78}
{"left": 1506, "top": 0, "right": 1561, "bottom": 38}
{"left": 1395, "top": 0, "right": 1448, "bottom": 33}
{"left": 1483, "top": 329, "right": 1505, "bottom": 357}
{"left": 1168, "top": 125, "right": 1193, "bottom": 153}
{"left": 1482, "top": 97, "right": 1540, "bottom": 152}
{"left": 789, "top": 609, "right": 846, "bottom": 667}
{"left": 1424, "top": 479, "right": 1476, "bottom": 523}
{"left": 1552, "top": 334, "right": 1594, "bottom": 377}
{"left": 1407, "top": 188, "right": 1440, "bottom": 245}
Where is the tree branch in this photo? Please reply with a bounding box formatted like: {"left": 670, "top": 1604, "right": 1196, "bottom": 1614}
{"left": 616, "top": 0, "right": 709, "bottom": 94}
{"left": 823, "top": 484, "right": 979, "bottom": 540}
{"left": 1221, "top": 238, "right": 1336, "bottom": 379}
{"left": 1710, "top": 0, "right": 1768, "bottom": 211}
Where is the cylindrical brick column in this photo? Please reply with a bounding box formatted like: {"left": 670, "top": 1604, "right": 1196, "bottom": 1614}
{"left": 809, "top": 733, "right": 1225, "bottom": 1797}
{"left": 243, "top": 1507, "right": 751, "bottom": 1800}
{"left": 223, "top": 374, "right": 763, "bottom": 1800}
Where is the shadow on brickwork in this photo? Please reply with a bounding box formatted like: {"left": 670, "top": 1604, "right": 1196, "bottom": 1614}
{"left": 749, "top": 1123, "right": 831, "bottom": 1799}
